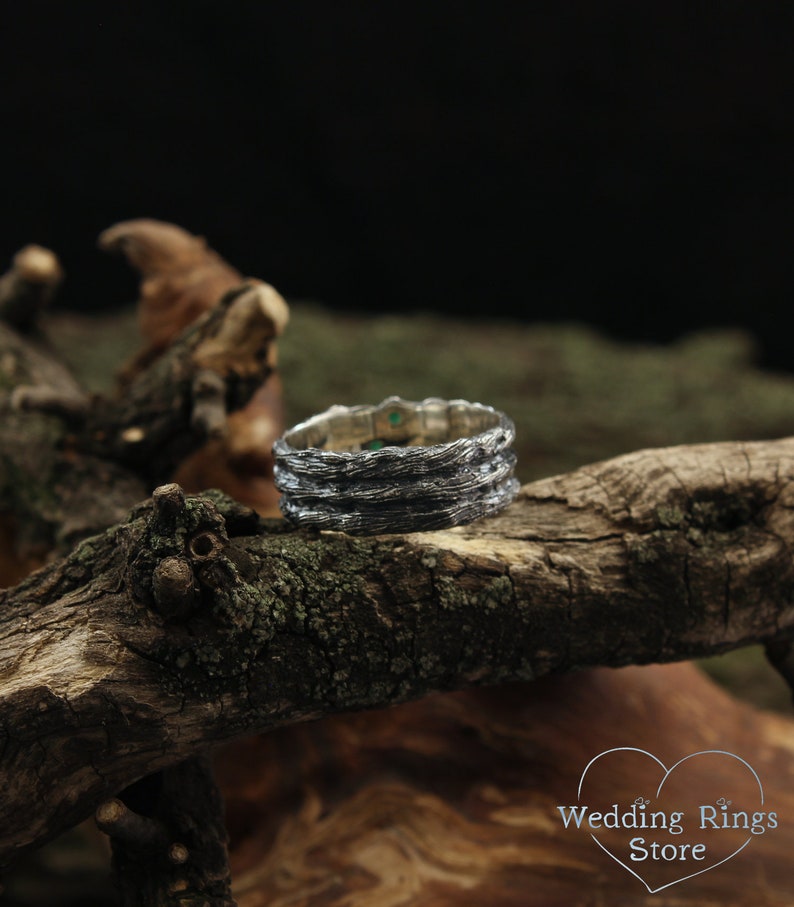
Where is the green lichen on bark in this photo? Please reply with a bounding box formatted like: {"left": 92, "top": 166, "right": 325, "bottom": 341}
{"left": 106, "top": 491, "right": 542, "bottom": 721}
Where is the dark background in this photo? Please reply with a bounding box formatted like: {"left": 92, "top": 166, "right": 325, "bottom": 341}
{"left": 2, "top": 2, "right": 793, "bottom": 367}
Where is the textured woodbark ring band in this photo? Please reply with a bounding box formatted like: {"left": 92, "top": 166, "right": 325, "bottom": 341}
{"left": 272, "top": 396, "right": 519, "bottom": 534}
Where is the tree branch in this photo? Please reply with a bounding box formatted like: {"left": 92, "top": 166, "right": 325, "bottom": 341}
{"left": 81, "top": 281, "right": 287, "bottom": 482}
{"left": 1, "top": 435, "right": 793, "bottom": 865}
{"left": 98, "top": 755, "right": 235, "bottom": 906}
{"left": 0, "top": 280, "right": 285, "bottom": 558}
{"left": 0, "top": 319, "right": 146, "bottom": 559}
{"left": 0, "top": 245, "right": 63, "bottom": 333}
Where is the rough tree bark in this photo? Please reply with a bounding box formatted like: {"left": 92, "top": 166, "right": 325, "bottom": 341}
{"left": 0, "top": 241, "right": 289, "bottom": 903}
{"left": 0, "top": 276, "right": 286, "bottom": 563}
{"left": 1, "top": 434, "right": 793, "bottom": 867}
{"left": 3, "top": 234, "right": 794, "bottom": 905}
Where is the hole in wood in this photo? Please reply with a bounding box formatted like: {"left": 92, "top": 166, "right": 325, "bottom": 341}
{"left": 189, "top": 531, "right": 221, "bottom": 559}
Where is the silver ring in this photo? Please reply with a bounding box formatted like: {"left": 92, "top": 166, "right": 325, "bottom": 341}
{"left": 272, "top": 396, "right": 520, "bottom": 534}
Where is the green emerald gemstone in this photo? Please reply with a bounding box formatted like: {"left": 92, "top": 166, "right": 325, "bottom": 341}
{"left": 388, "top": 411, "right": 402, "bottom": 426}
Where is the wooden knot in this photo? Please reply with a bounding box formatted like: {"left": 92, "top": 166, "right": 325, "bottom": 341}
{"left": 95, "top": 798, "right": 168, "bottom": 850}
{"left": 188, "top": 531, "right": 225, "bottom": 561}
{"left": 96, "top": 799, "right": 190, "bottom": 866}
{"left": 152, "top": 556, "right": 198, "bottom": 619}
{"left": 152, "top": 483, "right": 187, "bottom": 527}
{"left": 168, "top": 842, "right": 190, "bottom": 865}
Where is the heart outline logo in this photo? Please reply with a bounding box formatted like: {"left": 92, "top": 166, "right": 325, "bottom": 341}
{"left": 577, "top": 747, "right": 764, "bottom": 894}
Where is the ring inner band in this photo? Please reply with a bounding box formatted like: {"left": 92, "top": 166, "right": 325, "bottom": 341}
{"left": 284, "top": 399, "right": 501, "bottom": 452}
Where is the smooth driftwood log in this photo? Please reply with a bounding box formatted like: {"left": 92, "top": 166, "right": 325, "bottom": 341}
{"left": 97, "top": 218, "right": 245, "bottom": 378}
{"left": 220, "top": 663, "right": 794, "bottom": 907}
{"left": 80, "top": 281, "right": 287, "bottom": 482}
{"left": 1, "top": 435, "right": 794, "bottom": 867}
{"left": 99, "top": 217, "right": 288, "bottom": 517}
